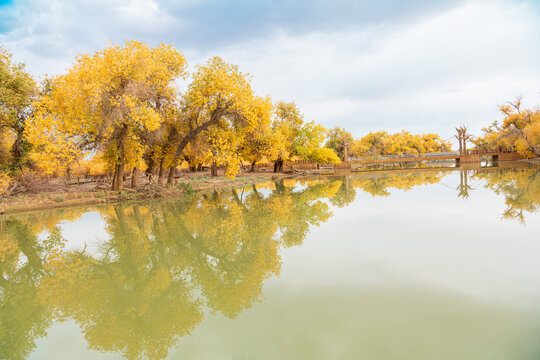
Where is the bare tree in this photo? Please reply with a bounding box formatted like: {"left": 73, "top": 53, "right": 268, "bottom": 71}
{"left": 455, "top": 126, "right": 472, "bottom": 155}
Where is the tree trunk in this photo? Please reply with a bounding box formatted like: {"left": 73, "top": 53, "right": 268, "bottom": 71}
{"left": 131, "top": 167, "right": 139, "bottom": 188}
{"left": 170, "top": 108, "right": 225, "bottom": 166}
{"left": 167, "top": 166, "right": 176, "bottom": 185}
{"left": 250, "top": 160, "right": 256, "bottom": 172}
{"left": 274, "top": 158, "right": 283, "bottom": 172}
{"left": 196, "top": 163, "right": 203, "bottom": 171}
{"left": 146, "top": 156, "right": 155, "bottom": 176}
{"left": 184, "top": 156, "right": 196, "bottom": 172}
{"left": 117, "top": 162, "right": 125, "bottom": 189}
{"left": 211, "top": 163, "right": 218, "bottom": 177}
{"left": 343, "top": 146, "right": 349, "bottom": 162}
{"left": 158, "top": 158, "right": 165, "bottom": 184}
{"left": 111, "top": 124, "right": 128, "bottom": 191}
{"left": 112, "top": 160, "right": 125, "bottom": 190}
{"left": 9, "top": 129, "right": 24, "bottom": 170}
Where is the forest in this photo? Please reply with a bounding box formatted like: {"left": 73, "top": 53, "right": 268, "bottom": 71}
{"left": 1, "top": 41, "right": 539, "bottom": 196}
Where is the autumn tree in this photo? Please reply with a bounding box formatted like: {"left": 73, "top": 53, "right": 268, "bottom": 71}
{"left": 353, "top": 130, "right": 451, "bottom": 157}
{"left": 270, "top": 101, "right": 339, "bottom": 171}
{"left": 161, "top": 57, "right": 262, "bottom": 183}
{"left": 326, "top": 127, "right": 354, "bottom": 161}
{"left": 238, "top": 97, "right": 277, "bottom": 171}
{"left": 352, "top": 131, "right": 390, "bottom": 156}
{"left": 26, "top": 41, "right": 187, "bottom": 189}
{"left": 0, "top": 47, "right": 37, "bottom": 172}
{"left": 293, "top": 121, "right": 340, "bottom": 164}
{"left": 476, "top": 97, "right": 540, "bottom": 157}
{"left": 271, "top": 101, "right": 304, "bottom": 171}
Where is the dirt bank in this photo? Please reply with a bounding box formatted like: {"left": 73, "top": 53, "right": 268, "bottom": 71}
{"left": 0, "top": 171, "right": 291, "bottom": 215}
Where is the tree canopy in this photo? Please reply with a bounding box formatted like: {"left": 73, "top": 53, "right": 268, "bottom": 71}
{"left": 475, "top": 97, "right": 540, "bottom": 157}
{"left": 26, "top": 41, "right": 188, "bottom": 189}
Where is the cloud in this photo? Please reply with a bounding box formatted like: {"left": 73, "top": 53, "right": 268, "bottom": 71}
{"left": 0, "top": 0, "right": 539, "bottom": 140}
{"left": 205, "top": 1, "right": 540, "bottom": 137}
{"left": 0, "top": 0, "right": 464, "bottom": 73}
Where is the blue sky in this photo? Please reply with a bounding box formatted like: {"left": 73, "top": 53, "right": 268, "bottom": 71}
{"left": 1, "top": 0, "right": 539, "bottom": 140}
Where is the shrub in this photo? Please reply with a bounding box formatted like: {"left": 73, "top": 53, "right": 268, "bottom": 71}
{"left": 179, "top": 182, "right": 194, "bottom": 195}
{"left": 0, "top": 171, "right": 12, "bottom": 195}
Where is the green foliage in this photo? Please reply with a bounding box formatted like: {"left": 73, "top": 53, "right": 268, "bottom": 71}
{"left": 179, "top": 182, "right": 194, "bottom": 194}
{"left": 326, "top": 127, "right": 354, "bottom": 160}
{"left": 0, "top": 46, "right": 37, "bottom": 172}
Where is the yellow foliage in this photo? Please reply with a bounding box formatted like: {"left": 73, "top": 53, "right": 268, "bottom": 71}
{"left": 475, "top": 97, "right": 540, "bottom": 158}
{"left": 353, "top": 130, "right": 452, "bottom": 156}
{"left": 26, "top": 41, "right": 187, "bottom": 179}
{"left": 84, "top": 153, "right": 112, "bottom": 176}
{"left": 0, "top": 171, "right": 12, "bottom": 195}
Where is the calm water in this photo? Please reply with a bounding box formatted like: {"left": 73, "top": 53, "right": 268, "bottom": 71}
{"left": 1, "top": 164, "right": 540, "bottom": 360}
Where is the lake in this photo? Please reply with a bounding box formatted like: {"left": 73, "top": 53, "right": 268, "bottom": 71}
{"left": 2, "top": 163, "right": 540, "bottom": 360}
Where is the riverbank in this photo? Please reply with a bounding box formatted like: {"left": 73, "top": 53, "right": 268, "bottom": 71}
{"left": 3, "top": 159, "right": 538, "bottom": 215}
{"left": 0, "top": 171, "right": 291, "bottom": 215}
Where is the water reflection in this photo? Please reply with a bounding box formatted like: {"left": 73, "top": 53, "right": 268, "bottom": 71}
{"left": 1, "top": 165, "right": 539, "bottom": 359}
{"left": 474, "top": 167, "right": 540, "bottom": 223}
{"left": 1, "top": 179, "right": 337, "bottom": 360}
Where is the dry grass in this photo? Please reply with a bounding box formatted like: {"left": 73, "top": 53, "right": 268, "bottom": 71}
{"left": 0, "top": 170, "right": 290, "bottom": 215}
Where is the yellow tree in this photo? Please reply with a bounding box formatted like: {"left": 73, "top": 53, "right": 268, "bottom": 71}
{"left": 162, "top": 57, "right": 262, "bottom": 184}
{"left": 271, "top": 101, "right": 303, "bottom": 171}
{"left": 26, "top": 41, "right": 187, "bottom": 189}
{"left": 294, "top": 121, "right": 340, "bottom": 163}
{"left": 239, "top": 96, "right": 277, "bottom": 171}
{"left": 353, "top": 130, "right": 451, "bottom": 156}
{"left": 352, "top": 131, "right": 390, "bottom": 156}
{"left": 477, "top": 97, "right": 540, "bottom": 157}
{"left": 270, "top": 101, "right": 339, "bottom": 171}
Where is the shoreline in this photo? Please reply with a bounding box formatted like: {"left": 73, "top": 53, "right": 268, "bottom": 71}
{"left": 2, "top": 160, "right": 537, "bottom": 216}
{"left": 0, "top": 172, "right": 292, "bottom": 216}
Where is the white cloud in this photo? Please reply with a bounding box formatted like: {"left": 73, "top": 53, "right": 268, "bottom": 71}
{"left": 203, "top": 1, "right": 540, "bottom": 139}
{"left": 1, "top": 0, "right": 539, "bottom": 140}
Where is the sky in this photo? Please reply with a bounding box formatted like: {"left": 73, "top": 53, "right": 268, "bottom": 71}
{"left": 1, "top": 0, "right": 539, "bottom": 141}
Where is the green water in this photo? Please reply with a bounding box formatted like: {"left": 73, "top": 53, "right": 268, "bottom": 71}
{"left": 2, "top": 164, "right": 540, "bottom": 360}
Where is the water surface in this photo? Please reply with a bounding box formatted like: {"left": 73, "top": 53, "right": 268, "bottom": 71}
{"left": 2, "top": 164, "right": 540, "bottom": 359}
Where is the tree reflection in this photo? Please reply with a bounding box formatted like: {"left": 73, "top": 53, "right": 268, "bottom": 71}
{"left": 473, "top": 167, "right": 540, "bottom": 223}
{"left": 457, "top": 170, "right": 473, "bottom": 199}
{"left": 0, "top": 220, "right": 63, "bottom": 360}
{"left": 1, "top": 167, "right": 539, "bottom": 359}
{"left": 0, "top": 179, "right": 337, "bottom": 360}
{"left": 330, "top": 176, "right": 357, "bottom": 208}
{"left": 351, "top": 171, "right": 447, "bottom": 197}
